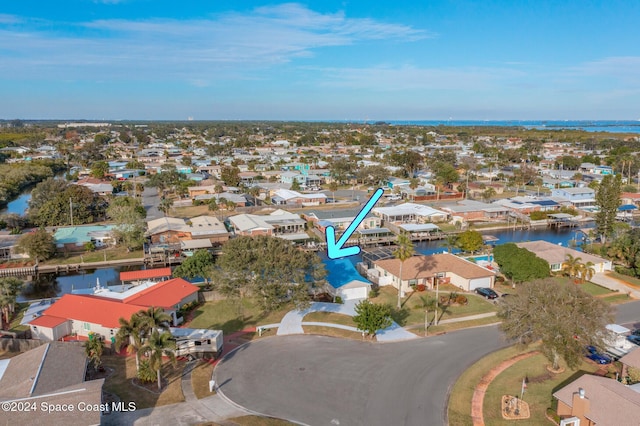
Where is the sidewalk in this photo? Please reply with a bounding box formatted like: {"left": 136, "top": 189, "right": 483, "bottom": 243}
{"left": 591, "top": 272, "right": 640, "bottom": 299}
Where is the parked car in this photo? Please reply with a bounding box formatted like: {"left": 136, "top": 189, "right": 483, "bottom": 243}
{"left": 628, "top": 335, "right": 640, "bottom": 346}
{"left": 586, "top": 346, "right": 612, "bottom": 364}
{"left": 631, "top": 329, "right": 640, "bottom": 337}
{"left": 475, "top": 287, "right": 498, "bottom": 299}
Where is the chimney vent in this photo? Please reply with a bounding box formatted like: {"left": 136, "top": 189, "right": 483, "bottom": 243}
{"left": 579, "top": 388, "right": 585, "bottom": 399}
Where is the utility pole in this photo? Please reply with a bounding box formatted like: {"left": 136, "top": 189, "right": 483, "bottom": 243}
{"left": 434, "top": 275, "right": 440, "bottom": 326}
{"left": 69, "top": 197, "right": 73, "bottom": 226}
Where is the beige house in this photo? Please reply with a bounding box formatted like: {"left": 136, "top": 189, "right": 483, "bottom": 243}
{"left": 553, "top": 374, "right": 640, "bottom": 425}
{"left": 516, "top": 240, "right": 612, "bottom": 273}
{"left": 373, "top": 253, "right": 495, "bottom": 295}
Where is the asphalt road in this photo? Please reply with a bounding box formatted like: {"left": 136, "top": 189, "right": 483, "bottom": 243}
{"left": 141, "top": 184, "right": 162, "bottom": 220}
{"left": 214, "top": 301, "right": 640, "bottom": 426}
{"left": 214, "top": 327, "right": 508, "bottom": 426}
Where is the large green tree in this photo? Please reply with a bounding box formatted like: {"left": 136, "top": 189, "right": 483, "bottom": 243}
{"left": 107, "top": 196, "right": 147, "bottom": 250}
{"left": 215, "top": 235, "right": 326, "bottom": 311}
{"left": 29, "top": 178, "right": 69, "bottom": 216}
{"left": 498, "top": 279, "right": 612, "bottom": 370}
{"left": 173, "top": 249, "right": 214, "bottom": 283}
{"left": 595, "top": 174, "right": 622, "bottom": 244}
{"left": 353, "top": 300, "right": 393, "bottom": 338}
{"left": 33, "top": 185, "right": 108, "bottom": 226}
{"left": 493, "top": 243, "right": 550, "bottom": 284}
{"left": 90, "top": 161, "right": 110, "bottom": 179}
{"left": 0, "top": 277, "right": 22, "bottom": 328}
{"left": 455, "top": 230, "right": 484, "bottom": 253}
{"left": 16, "top": 228, "right": 56, "bottom": 263}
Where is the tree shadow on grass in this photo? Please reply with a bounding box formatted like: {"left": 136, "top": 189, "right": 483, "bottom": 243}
{"left": 550, "top": 369, "right": 591, "bottom": 395}
{"left": 391, "top": 307, "right": 410, "bottom": 326}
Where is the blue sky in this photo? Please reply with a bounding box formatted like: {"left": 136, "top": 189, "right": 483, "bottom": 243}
{"left": 1, "top": 1, "right": 639, "bottom": 120}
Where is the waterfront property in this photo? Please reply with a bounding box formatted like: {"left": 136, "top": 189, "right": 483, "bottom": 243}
{"left": 29, "top": 277, "right": 199, "bottom": 341}
{"left": 145, "top": 215, "right": 229, "bottom": 247}
{"left": 119, "top": 266, "right": 172, "bottom": 285}
{"left": 515, "top": 240, "right": 612, "bottom": 273}
{"left": 372, "top": 253, "right": 496, "bottom": 295}
{"left": 53, "top": 225, "right": 115, "bottom": 252}
{"left": 372, "top": 202, "right": 449, "bottom": 223}
{"left": 228, "top": 209, "right": 308, "bottom": 241}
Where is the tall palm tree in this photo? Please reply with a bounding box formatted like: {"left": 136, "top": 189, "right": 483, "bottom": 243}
{"left": 0, "top": 278, "right": 22, "bottom": 328}
{"left": 115, "top": 315, "right": 144, "bottom": 371}
{"left": 141, "top": 329, "right": 177, "bottom": 391}
{"left": 562, "top": 254, "right": 584, "bottom": 283}
{"left": 393, "top": 234, "right": 415, "bottom": 309}
{"left": 579, "top": 261, "right": 596, "bottom": 284}
{"left": 137, "top": 307, "right": 172, "bottom": 336}
{"left": 84, "top": 337, "right": 105, "bottom": 371}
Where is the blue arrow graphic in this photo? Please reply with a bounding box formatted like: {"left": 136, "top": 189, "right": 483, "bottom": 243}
{"left": 325, "top": 188, "right": 384, "bottom": 259}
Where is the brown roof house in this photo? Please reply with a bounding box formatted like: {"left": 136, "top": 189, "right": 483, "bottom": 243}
{"left": 373, "top": 253, "right": 495, "bottom": 296}
{"left": 553, "top": 374, "right": 640, "bottom": 426}
{"left": 516, "top": 240, "right": 612, "bottom": 274}
{"left": 0, "top": 342, "right": 104, "bottom": 426}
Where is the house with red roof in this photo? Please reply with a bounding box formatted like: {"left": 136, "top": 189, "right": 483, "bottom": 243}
{"left": 29, "top": 278, "right": 199, "bottom": 342}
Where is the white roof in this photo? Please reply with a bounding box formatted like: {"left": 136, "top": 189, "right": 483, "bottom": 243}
{"left": 607, "top": 324, "right": 631, "bottom": 335}
{"left": 399, "top": 223, "right": 440, "bottom": 232}
{"left": 274, "top": 189, "right": 327, "bottom": 201}
{"left": 373, "top": 202, "right": 447, "bottom": 218}
{"left": 180, "top": 239, "right": 212, "bottom": 250}
{"left": 169, "top": 327, "right": 222, "bottom": 340}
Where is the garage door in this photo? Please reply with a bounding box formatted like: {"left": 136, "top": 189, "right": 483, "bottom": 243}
{"left": 339, "top": 286, "right": 368, "bottom": 300}
{"left": 469, "top": 277, "right": 492, "bottom": 291}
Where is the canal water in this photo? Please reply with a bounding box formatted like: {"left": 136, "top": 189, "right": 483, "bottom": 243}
{"left": 18, "top": 226, "right": 588, "bottom": 301}
{"left": 0, "top": 192, "right": 31, "bottom": 216}
{"left": 321, "top": 226, "right": 588, "bottom": 288}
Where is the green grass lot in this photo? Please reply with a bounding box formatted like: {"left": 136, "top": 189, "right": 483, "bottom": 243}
{"left": 370, "top": 285, "right": 498, "bottom": 327}
{"left": 448, "top": 344, "right": 600, "bottom": 426}
{"left": 609, "top": 271, "right": 640, "bottom": 288}
{"left": 102, "top": 355, "right": 185, "bottom": 409}
{"left": 41, "top": 249, "right": 144, "bottom": 265}
{"left": 579, "top": 281, "right": 615, "bottom": 296}
{"left": 8, "top": 302, "right": 29, "bottom": 333}
{"left": 186, "top": 298, "right": 292, "bottom": 334}
{"left": 173, "top": 205, "right": 211, "bottom": 218}
{"left": 303, "top": 311, "right": 356, "bottom": 327}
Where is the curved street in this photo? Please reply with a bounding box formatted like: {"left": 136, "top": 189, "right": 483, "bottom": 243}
{"left": 214, "top": 301, "right": 640, "bottom": 426}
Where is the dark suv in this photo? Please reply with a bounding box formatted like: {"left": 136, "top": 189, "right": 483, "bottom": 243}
{"left": 475, "top": 287, "right": 498, "bottom": 299}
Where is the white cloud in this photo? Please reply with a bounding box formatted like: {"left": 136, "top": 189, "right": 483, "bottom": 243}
{"left": 0, "top": 3, "right": 427, "bottom": 82}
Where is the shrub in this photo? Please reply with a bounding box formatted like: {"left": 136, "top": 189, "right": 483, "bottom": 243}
{"left": 334, "top": 296, "right": 343, "bottom": 304}
{"left": 529, "top": 211, "right": 548, "bottom": 220}
{"left": 369, "top": 288, "right": 379, "bottom": 298}
{"left": 416, "top": 283, "right": 426, "bottom": 292}
{"left": 455, "top": 295, "right": 468, "bottom": 305}
{"left": 137, "top": 360, "right": 156, "bottom": 383}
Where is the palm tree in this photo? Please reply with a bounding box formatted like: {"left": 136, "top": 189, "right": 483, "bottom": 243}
{"left": 158, "top": 198, "right": 174, "bottom": 216}
{"left": 137, "top": 307, "right": 172, "bottom": 336}
{"left": 579, "top": 261, "right": 596, "bottom": 284}
{"left": 141, "top": 329, "right": 177, "bottom": 391}
{"left": 0, "top": 278, "right": 22, "bottom": 328}
{"left": 562, "top": 254, "right": 584, "bottom": 283}
{"left": 329, "top": 182, "right": 338, "bottom": 203}
{"left": 393, "top": 233, "right": 415, "bottom": 309}
{"left": 441, "top": 234, "right": 458, "bottom": 253}
{"left": 115, "top": 315, "right": 144, "bottom": 371}
{"left": 84, "top": 337, "right": 105, "bottom": 371}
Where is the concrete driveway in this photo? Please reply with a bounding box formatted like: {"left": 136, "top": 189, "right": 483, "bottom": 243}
{"left": 214, "top": 327, "right": 508, "bottom": 426}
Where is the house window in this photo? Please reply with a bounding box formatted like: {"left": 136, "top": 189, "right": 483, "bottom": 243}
{"left": 83, "top": 322, "right": 91, "bottom": 331}
{"left": 409, "top": 279, "right": 417, "bottom": 286}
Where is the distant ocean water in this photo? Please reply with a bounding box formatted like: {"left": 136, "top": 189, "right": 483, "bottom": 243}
{"left": 364, "top": 120, "right": 640, "bottom": 134}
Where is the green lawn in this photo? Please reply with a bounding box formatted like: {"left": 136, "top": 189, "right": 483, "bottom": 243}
{"left": 483, "top": 353, "right": 600, "bottom": 425}
{"left": 448, "top": 344, "right": 600, "bottom": 426}
{"left": 43, "top": 249, "right": 144, "bottom": 265}
{"left": 579, "top": 281, "right": 615, "bottom": 296}
{"left": 191, "top": 361, "right": 215, "bottom": 399}
{"left": 8, "top": 303, "right": 29, "bottom": 333}
{"left": 303, "top": 311, "right": 355, "bottom": 327}
{"left": 302, "top": 326, "right": 366, "bottom": 340}
{"left": 369, "top": 286, "right": 498, "bottom": 327}
{"left": 186, "top": 298, "right": 292, "bottom": 334}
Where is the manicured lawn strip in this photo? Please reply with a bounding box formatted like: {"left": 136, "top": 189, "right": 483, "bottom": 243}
{"left": 448, "top": 345, "right": 529, "bottom": 426}
{"left": 579, "top": 281, "right": 615, "bottom": 296}
{"left": 187, "top": 298, "right": 291, "bottom": 334}
{"left": 173, "top": 205, "right": 211, "bottom": 218}
{"left": 303, "top": 311, "right": 356, "bottom": 327}
{"left": 302, "top": 326, "right": 367, "bottom": 340}
{"left": 601, "top": 293, "right": 633, "bottom": 304}
{"left": 42, "top": 249, "right": 144, "bottom": 265}
{"left": 609, "top": 271, "right": 640, "bottom": 288}
{"left": 8, "top": 302, "right": 29, "bottom": 333}
{"left": 209, "top": 415, "right": 295, "bottom": 425}
{"left": 102, "top": 355, "right": 185, "bottom": 409}
{"left": 191, "top": 361, "right": 216, "bottom": 399}
{"left": 483, "top": 354, "right": 600, "bottom": 425}
{"left": 370, "top": 286, "right": 498, "bottom": 327}
{"left": 422, "top": 316, "right": 500, "bottom": 335}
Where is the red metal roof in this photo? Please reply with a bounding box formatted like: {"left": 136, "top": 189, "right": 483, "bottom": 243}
{"left": 123, "top": 278, "right": 198, "bottom": 308}
{"left": 29, "top": 315, "right": 69, "bottom": 328}
{"left": 40, "top": 294, "right": 147, "bottom": 329}
{"left": 120, "top": 267, "right": 172, "bottom": 281}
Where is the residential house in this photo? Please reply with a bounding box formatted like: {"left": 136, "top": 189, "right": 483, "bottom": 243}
{"left": 120, "top": 267, "right": 172, "bottom": 285}
{"left": 303, "top": 208, "right": 382, "bottom": 232}
{"left": 228, "top": 209, "right": 308, "bottom": 242}
{"left": 280, "top": 171, "right": 306, "bottom": 185}
{"left": 0, "top": 342, "right": 104, "bottom": 426}
{"left": 372, "top": 203, "right": 449, "bottom": 223}
{"left": 29, "top": 277, "right": 199, "bottom": 341}
{"left": 53, "top": 225, "right": 115, "bottom": 253}
{"left": 272, "top": 189, "right": 327, "bottom": 206}
{"left": 145, "top": 215, "right": 229, "bottom": 247}
{"left": 440, "top": 200, "right": 510, "bottom": 221}
{"left": 551, "top": 187, "right": 596, "bottom": 209}
{"left": 553, "top": 374, "right": 640, "bottom": 426}
{"left": 373, "top": 253, "right": 495, "bottom": 295}
{"left": 515, "top": 240, "right": 612, "bottom": 274}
